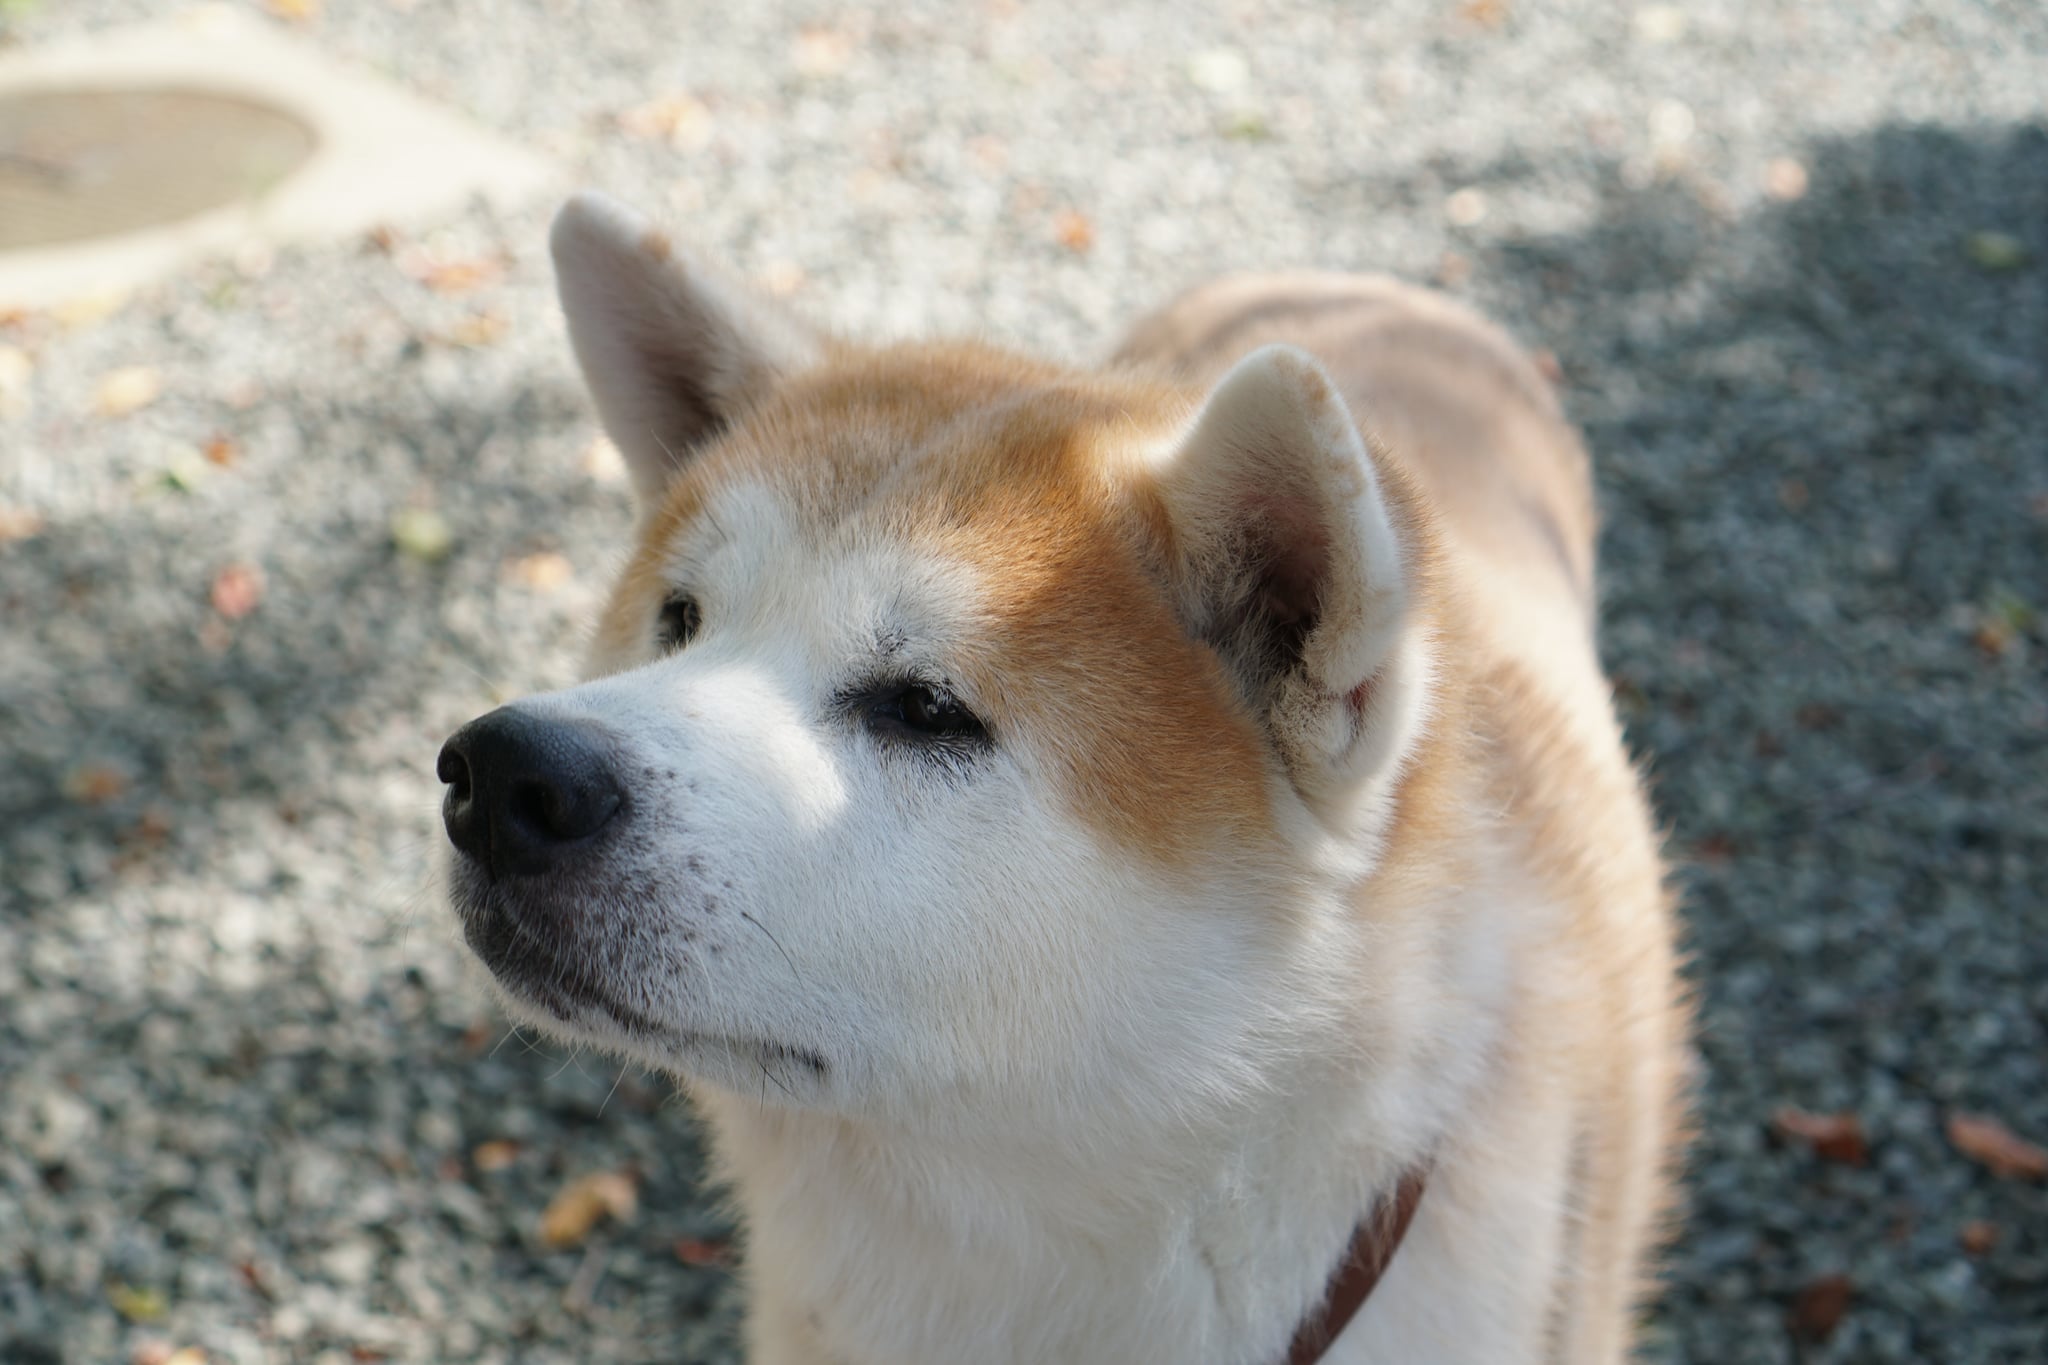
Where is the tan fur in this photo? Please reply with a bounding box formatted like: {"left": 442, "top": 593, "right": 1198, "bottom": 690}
{"left": 1119, "top": 272, "right": 1689, "bottom": 1350}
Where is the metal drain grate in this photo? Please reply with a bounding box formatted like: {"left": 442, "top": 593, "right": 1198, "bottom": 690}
{"left": 0, "top": 87, "right": 317, "bottom": 251}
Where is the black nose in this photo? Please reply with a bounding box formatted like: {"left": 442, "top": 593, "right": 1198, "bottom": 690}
{"left": 438, "top": 708, "right": 624, "bottom": 878}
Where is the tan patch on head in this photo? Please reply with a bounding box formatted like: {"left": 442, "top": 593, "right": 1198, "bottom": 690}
{"left": 639, "top": 228, "right": 674, "bottom": 262}
{"left": 596, "top": 342, "right": 1287, "bottom": 869}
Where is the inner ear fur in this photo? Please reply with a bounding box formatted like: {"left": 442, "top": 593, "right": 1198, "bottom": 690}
{"left": 551, "top": 191, "right": 822, "bottom": 505}
{"left": 1154, "top": 345, "right": 1420, "bottom": 801}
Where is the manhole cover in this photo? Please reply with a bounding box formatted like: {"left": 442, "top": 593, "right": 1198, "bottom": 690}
{"left": 0, "top": 87, "right": 317, "bottom": 251}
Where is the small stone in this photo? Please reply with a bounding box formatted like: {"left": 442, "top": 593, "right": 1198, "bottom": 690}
{"left": 1187, "top": 48, "right": 1250, "bottom": 95}
{"left": 1633, "top": 5, "right": 1687, "bottom": 43}
{"left": 96, "top": 366, "right": 164, "bottom": 418}
{"left": 391, "top": 508, "right": 454, "bottom": 563}
{"left": 1765, "top": 157, "right": 1809, "bottom": 202}
{"left": 1964, "top": 231, "right": 2029, "bottom": 272}
{"left": 506, "top": 552, "right": 573, "bottom": 592}
{"left": 1445, "top": 188, "right": 1488, "bottom": 227}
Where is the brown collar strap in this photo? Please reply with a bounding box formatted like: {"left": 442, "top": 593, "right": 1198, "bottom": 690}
{"left": 1283, "top": 1168, "right": 1429, "bottom": 1365}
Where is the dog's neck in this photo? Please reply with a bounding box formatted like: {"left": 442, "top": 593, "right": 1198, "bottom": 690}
{"left": 695, "top": 858, "right": 1510, "bottom": 1365}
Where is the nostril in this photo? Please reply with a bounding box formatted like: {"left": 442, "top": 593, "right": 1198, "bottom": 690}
{"left": 436, "top": 741, "right": 473, "bottom": 801}
{"left": 508, "top": 774, "right": 622, "bottom": 842}
{"left": 509, "top": 778, "right": 559, "bottom": 837}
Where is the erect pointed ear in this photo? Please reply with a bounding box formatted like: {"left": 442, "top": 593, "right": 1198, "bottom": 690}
{"left": 1155, "top": 344, "right": 1425, "bottom": 814}
{"left": 551, "top": 191, "right": 822, "bottom": 505}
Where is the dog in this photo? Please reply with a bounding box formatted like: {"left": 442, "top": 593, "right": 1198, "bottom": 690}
{"left": 437, "top": 190, "right": 1688, "bottom": 1364}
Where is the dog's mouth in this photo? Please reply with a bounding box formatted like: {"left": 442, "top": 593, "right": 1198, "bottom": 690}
{"left": 449, "top": 871, "right": 829, "bottom": 1079}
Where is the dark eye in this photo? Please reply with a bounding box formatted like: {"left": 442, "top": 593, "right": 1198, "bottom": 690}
{"left": 872, "top": 683, "right": 987, "bottom": 742}
{"left": 656, "top": 595, "right": 701, "bottom": 652}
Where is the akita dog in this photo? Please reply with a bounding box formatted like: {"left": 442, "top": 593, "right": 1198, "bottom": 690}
{"left": 437, "top": 191, "right": 1687, "bottom": 1364}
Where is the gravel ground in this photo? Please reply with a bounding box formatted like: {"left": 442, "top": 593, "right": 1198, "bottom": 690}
{"left": 2, "top": 2, "right": 2044, "bottom": 1362}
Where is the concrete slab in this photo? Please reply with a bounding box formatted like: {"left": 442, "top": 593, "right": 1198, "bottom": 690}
{"left": 0, "top": 5, "right": 556, "bottom": 309}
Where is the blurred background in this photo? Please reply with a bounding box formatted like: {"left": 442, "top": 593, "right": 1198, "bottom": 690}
{"left": 1, "top": 1, "right": 2043, "bottom": 1362}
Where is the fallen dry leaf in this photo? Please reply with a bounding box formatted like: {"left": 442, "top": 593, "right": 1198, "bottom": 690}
{"left": 414, "top": 257, "right": 503, "bottom": 296}
{"left": 64, "top": 763, "right": 130, "bottom": 805}
{"left": 472, "top": 1140, "right": 522, "bottom": 1173}
{"left": 435, "top": 311, "right": 510, "bottom": 348}
{"left": 1947, "top": 1113, "right": 2048, "bottom": 1179}
{"left": 1772, "top": 1108, "right": 1869, "bottom": 1165}
{"left": 202, "top": 435, "right": 239, "bottom": 467}
{"left": 618, "top": 94, "right": 715, "bottom": 150}
{"left": 96, "top": 366, "right": 163, "bottom": 418}
{"left": 209, "top": 563, "right": 264, "bottom": 621}
{"left": 1458, "top": 0, "right": 1510, "bottom": 30}
{"left": 1958, "top": 1220, "right": 1999, "bottom": 1256}
{"left": 673, "top": 1236, "right": 731, "bottom": 1267}
{"left": 1052, "top": 209, "right": 1096, "bottom": 254}
{"left": 264, "top": 0, "right": 322, "bottom": 22}
{"left": 1973, "top": 619, "right": 2015, "bottom": 658}
{"left": 1788, "top": 1273, "right": 1851, "bottom": 1343}
{"left": 540, "top": 1170, "right": 639, "bottom": 1249}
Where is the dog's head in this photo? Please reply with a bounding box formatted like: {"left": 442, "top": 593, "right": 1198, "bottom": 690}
{"left": 440, "top": 193, "right": 1437, "bottom": 1140}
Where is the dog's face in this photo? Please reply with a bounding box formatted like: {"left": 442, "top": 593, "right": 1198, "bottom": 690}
{"left": 441, "top": 195, "right": 1429, "bottom": 1138}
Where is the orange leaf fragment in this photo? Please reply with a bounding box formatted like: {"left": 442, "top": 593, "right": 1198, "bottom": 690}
{"left": 539, "top": 1170, "right": 638, "bottom": 1249}
{"left": 1958, "top": 1220, "right": 1999, "bottom": 1256}
{"left": 1947, "top": 1113, "right": 2048, "bottom": 1180}
{"left": 209, "top": 563, "right": 265, "bottom": 620}
{"left": 1052, "top": 209, "right": 1096, "bottom": 253}
{"left": 1788, "top": 1273, "right": 1851, "bottom": 1343}
{"left": 472, "top": 1140, "right": 522, "bottom": 1173}
{"left": 673, "top": 1236, "right": 731, "bottom": 1267}
{"left": 1771, "top": 1108, "right": 1869, "bottom": 1165}
{"left": 64, "top": 763, "right": 130, "bottom": 805}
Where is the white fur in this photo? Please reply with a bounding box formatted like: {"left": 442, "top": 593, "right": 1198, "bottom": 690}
{"left": 454, "top": 208, "right": 1600, "bottom": 1365}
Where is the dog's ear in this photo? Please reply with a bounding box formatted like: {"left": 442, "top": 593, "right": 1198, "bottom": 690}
{"left": 1155, "top": 344, "right": 1424, "bottom": 814}
{"left": 551, "top": 191, "right": 822, "bottom": 504}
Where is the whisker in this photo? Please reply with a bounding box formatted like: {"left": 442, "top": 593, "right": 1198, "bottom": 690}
{"left": 739, "top": 910, "right": 803, "bottom": 986}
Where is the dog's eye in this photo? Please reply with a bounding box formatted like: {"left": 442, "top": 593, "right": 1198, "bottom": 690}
{"left": 656, "top": 595, "right": 702, "bottom": 652}
{"left": 871, "top": 683, "right": 986, "bottom": 742}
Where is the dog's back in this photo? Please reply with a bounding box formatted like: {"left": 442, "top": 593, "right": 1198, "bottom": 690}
{"left": 1120, "top": 275, "right": 1688, "bottom": 1359}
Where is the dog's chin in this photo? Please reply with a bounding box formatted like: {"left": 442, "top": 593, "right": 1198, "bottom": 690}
{"left": 446, "top": 859, "right": 833, "bottom": 1100}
